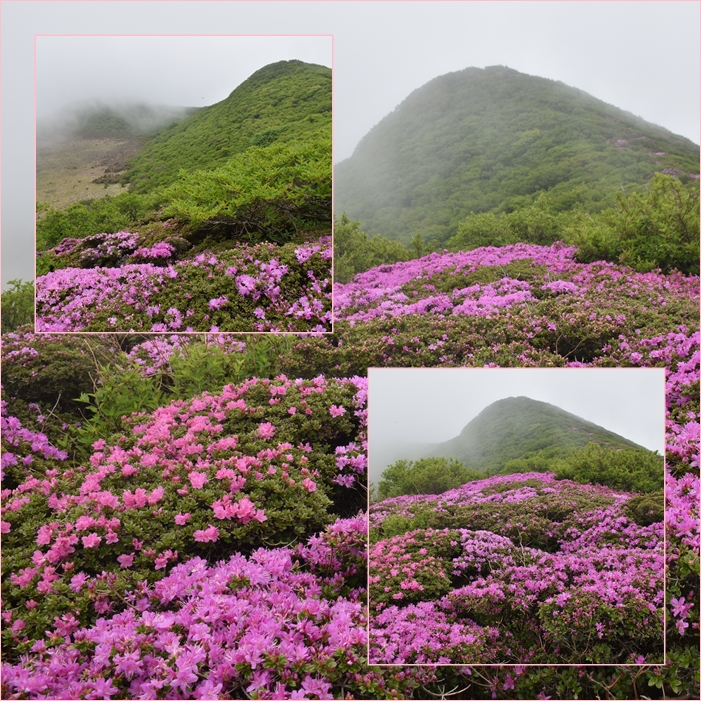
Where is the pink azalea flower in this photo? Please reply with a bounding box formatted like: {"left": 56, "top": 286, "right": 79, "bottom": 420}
{"left": 188, "top": 472, "right": 209, "bottom": 489}
{"left": 257, "top": 422, "right": 276, "bottom": 439}
{"left": 193, "top": 525, "right": 219, "bottom": 543}
{"left": 117, "top": 553, "right": 135, "bottom": 569}
{"left": 81, "top": 533, "right": 101, "bottom": 548}
{"left": 302, "top": 478, "right": 317, "bottom": 493}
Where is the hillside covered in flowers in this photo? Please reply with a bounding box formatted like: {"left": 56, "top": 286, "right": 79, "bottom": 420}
{"left": 2, "top": 238, "right": 699, "bottom": 698}
{"left": 369, "top": 472, "right": 665, "bottom": 665}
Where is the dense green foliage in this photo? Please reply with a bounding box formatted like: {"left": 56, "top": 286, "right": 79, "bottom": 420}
{"left": 36, "top": 193, "right": 159, "bottom": 253}
{"left": 36, "top": 135, "right": 331, "bottom": 257}
{"left": 160, "top": 135, "right": 331, "bottom": 242}
{"left": 447, "top": 192, "right": 570, "bottom": 250}
{"left": 124, "top": 61, "right": 331, "bottom": 192}
{"left": 339, "top": 173, "right": 700, "bottom": 280}
{"left": 623, "top": 491, "right": 665, "bottom": 526}
{"left": 376, "top": 457, "right": 483, "bottom": 500}
{"left": 0, "top": 280, "right": 34, "bottom": 333}
{"left": 335, "top": 65, "right": 699, "bottom": 245}
{"left": 552, "top": 443, "right": 664, "bottom": 494}
{"left": 568, "top": 173, "right": 700, "bottom": 274}
{"left": 447, "top": 173, "right": 700, "bottom": 274}
{"left": 334, "top": 214, "right": 413, "bottom": 283}
{"left": 427, "top": 396, "right": 645, "bottom": 473}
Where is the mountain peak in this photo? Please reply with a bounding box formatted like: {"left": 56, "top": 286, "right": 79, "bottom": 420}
{"left": 429, "top": 396, "right": 646, "bottom": 472}
{"left": 123, "top": 60, "right": 331, "bottom": 192}
{"left": 335, "top": 66, "right": 699, "bottom": 245}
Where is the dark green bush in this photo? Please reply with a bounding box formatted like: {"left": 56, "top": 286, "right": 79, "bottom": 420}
{"left": 0, "top": 328, "right": 120, "bottom": 417}
{"left": 1, "top": 280, "right": 34, "bottom": 333}
{"left": 334, "top": 214, "right": 412, "bottom": 282}
{"left": 553, "top": 443, "right": 664, "bottom": 494}
{"left": 377, "top": 457, "right": 482, "bottom": 499}
{"left": 160, "top": 136, "right": 331, "bottom": 244}
{"left": 623, "top": 490, "right": 665, "bottom": 526}
{"left": 567, "top": 173, "right": 700, "bottom": 274}
{"left": 448, "top": 194, "right": 571, "bottom": 251}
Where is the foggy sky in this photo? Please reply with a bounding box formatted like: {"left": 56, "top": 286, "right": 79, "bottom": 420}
{"left": 2, "top": 1, "right": 700, "bottom": 285}
{"left": 367, "top": 367, "right": 666, "bottom": 484}
{"left": 36, "top": 35, "right": 332, "bottom": 122}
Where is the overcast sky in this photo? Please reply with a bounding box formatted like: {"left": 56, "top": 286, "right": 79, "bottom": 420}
{"left": 368, "top": 367, "right": 666, "bottom": 484}
{"left": 36, "top": 35, "right": 332, "bottom": 122}
{"left": 2, "top": 1, "right": 699, "bottom": 284}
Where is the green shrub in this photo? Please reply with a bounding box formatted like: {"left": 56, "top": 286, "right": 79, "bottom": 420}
{"left": 36, "top": 192, "right": 159, "bottom": 252}
{"left": 447, "top": 193, "right": 571, "bottom": 251}
{"left": 552, "top": 443, "right": 664, "bottom": 494}
{"left": 623, "top": 490, "right": 664, "bottom": 526}
{"left": 567, "top": 173, "right": 700, "bottom": 274}
{"left": 334, "top": 214, "right": 412, "bottom": 282}
{"left": 160, "top": 136, "right": 331, "bottom": 244}
{"left": 0, "top": 328, "right": 120, "bottom": 417}
{"left": 1, "top": 280, "right": 34, "bottom": 333}
{"left": 377, "top": 457, "right": 483, "bottom": 499}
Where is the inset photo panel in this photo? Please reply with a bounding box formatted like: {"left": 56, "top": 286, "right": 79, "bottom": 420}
{"left": 35, "top": 34, "right": 332, "bottom": 333}
{"left": 367, "top": 367, "right": 666, "bottom": 666}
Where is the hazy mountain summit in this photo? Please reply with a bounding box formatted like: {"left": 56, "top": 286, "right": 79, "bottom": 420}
{"left": 122, "top": 60, "right": 332, "bottom": 192}
{"left": 335, "top": 65, "right": 699, "bottom": 244}
{"left": 36, "top": 102, "right": 199, "bottom": 148}
{"left": 425, "top": 396, "right": 647, "bottom": 472}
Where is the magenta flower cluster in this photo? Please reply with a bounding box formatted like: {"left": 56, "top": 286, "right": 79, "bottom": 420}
{"left": 132, "top": 241, "right": 176, "bottom": 261}
{"left": 334, "top": 243, "right": 698, "bottom": 325}
{"left": 0, "top": 400, "right": 68, "bottom": 486}
{"left": 35, "top": 263, "right": 181, "bottom": 332}
{"left": 1, "top": 517, "right": 368, "bottom": 700}
{"left": 45, "top": 231, "right": 142, "bottom": 267}
{"left": 1, "top": 373, "right": 369, "bottom": 651}
{"left": 35, "top": 237, "right": 332, "bottom": 332}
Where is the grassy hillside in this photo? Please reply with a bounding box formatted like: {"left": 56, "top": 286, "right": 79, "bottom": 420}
{"left": 122, "top": 60, "right": 332, "bottom": 192}
{"left": 335, "top": 65, "right": 699, "bottom": 245}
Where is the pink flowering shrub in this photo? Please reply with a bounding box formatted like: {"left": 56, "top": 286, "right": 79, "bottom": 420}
{"left": 370, "top": 473, "right": 628, "bottom": 550}
{"left": 1, "top": 517, "right": 384, "bottom": 700}
{"left": 372, "top": 602, "right": 503, "bottom": 664}
{"left": 41, "top": 231, "right": 142, "bottom": 269}
{"left": 36, "top": 237, "right": 332, "bottom": 332}
{"left": 0, "top": 401, "right": 68, "bottom": 488}
{"left": 369, "top": 474, "right": 665, "bottom": 664}
{"left": 279, "top": 243, "right": 698, "bottom": 375}
{"left": 1, "top": 374, "right": 368, "bottom": 653}
{"left": 2, "top": 239, "right": 698, "bottom": 697}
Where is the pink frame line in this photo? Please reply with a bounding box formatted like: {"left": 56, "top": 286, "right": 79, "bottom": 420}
{"left": 365, "top": 365, "right": 667, "bottom": 667}
{"left": 33, "top": 32, "right": 335, "bottom": 335}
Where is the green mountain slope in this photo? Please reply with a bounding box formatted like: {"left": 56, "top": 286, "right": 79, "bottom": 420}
{"left": 335, "top": 65, "right": 699, "bottom": 244}
{"left": 426, "top": 396, "right": 648, "bottom": 473}
{"left": 123, "top": 60, "right": 332, "bottom": 192}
